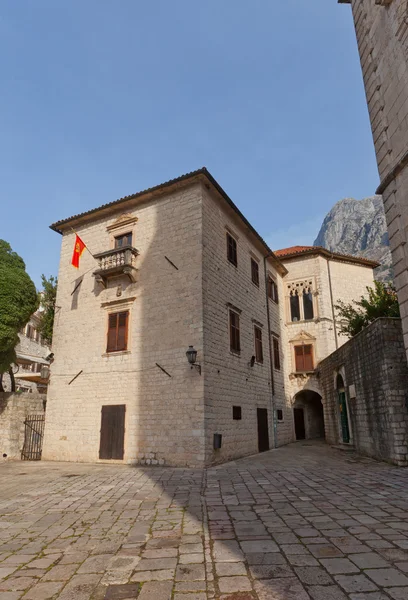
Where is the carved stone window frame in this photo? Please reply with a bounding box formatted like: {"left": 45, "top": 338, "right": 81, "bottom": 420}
{"left": 107, "top": 214, "right": 138, "bottom": 250}
{"left": 289, "top": 330, "right": 316, "bottom": 374}
{"left": 285, "top": 277, "right": 318, "bottom": 324}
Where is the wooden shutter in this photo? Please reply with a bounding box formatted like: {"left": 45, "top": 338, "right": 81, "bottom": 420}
{"left": 117, "top": 312, "right": 128, "bottom": 351}
{"left": 99, "top": 405, "right": 126, "bottom": 460}
{"left": 107, "top": 313, "right": 118, "bottom": 352}
{"left": 227, "top": 233, "right": 238, "bottom": 266}
{"left": 295, "top": 346, "right": 304, "bottom": 372}
{"left": 229, "top": 310, "right": 240, "bottom": 352}
{"left": 304, "top": 345, "right": 314, "bottom": 371}
{"left": 273, "top": 337, "right": 280, "bottom": 370}
{"left": 107, "top": 311, "right": 129, "bottom": 353}
{"left": 254, "top": 326, "right": 263, "bottom": 363}
{"left": 251, "top": 259, "right": 259, "bottom": 286}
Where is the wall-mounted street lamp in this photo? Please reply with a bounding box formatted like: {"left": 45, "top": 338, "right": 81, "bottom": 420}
{"left": 186, "top": 345, "right": 201, "bottom": 375}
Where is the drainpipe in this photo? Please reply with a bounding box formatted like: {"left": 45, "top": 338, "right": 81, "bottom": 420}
{"left": 264, "top": 255, "right": 277, "bottom": 448}
{"left": 326, "top": 256, "right": 338, "bottom": 350}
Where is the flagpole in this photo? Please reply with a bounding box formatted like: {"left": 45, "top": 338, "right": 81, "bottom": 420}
{"left": 70, "top": 227, "right": 96, "bottom": 259}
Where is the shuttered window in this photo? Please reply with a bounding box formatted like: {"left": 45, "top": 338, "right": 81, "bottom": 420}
{"left": 107, "top": 311, "right": 129, "bottom": 353}
{"left": 229, "top": 309, "right": 240, "bottom": 353}
{"left": 295, "top": 344, "right": 314, "bottom": 372}
{"left": 254, "top": 326, "right": 263, "bottom": 363}
{"left": 268, "top": 277, "right": 279, "bottom": 303}
{"left": 114, "top": 232, "right": 132, "bottom": 248}
{"left": 251, "top": 258, "right": 260, "bottom": 287}
{"left": 227, "top": 233, "right": 238, "bottom": 267}
{"left": 273, "top": 336, "right": 281, "bottom": 370}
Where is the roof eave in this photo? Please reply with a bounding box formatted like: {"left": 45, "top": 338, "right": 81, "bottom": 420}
{"left": 49, "top": 167, "right": 288, "bottom": 275}
{"left": 278, "top": 247, "right": 380, "bottom": 269}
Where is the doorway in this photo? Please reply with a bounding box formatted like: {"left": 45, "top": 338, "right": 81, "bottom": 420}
{"left": 257, "top": 408, "right": 270, "bottom": 452}
{"left": 294, "top": 408, "right": 306, "bottom": 440}
{"left": 99, "top": 404, "right": 126, "bottom": 460}
{"left": 337, "top": 374, "right": 350, "bottom": 444}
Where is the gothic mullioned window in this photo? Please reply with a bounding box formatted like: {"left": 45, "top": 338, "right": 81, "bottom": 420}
{"left": 287, "top": 279, "right": 316, "bottom": 323}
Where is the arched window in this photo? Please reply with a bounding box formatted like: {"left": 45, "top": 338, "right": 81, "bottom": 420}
{"left": 290, "top": 290, "right": 300, "bottom": 322}
{"left": 303, "top": 287, "right": 314, "bottom": 320}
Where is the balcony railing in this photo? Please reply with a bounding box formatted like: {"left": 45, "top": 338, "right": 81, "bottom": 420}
{"left": 93, "top": 246, "right": 139, "bottom": 286}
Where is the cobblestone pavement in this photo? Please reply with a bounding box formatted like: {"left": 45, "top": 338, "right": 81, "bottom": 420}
{"left": 1, "top": 442, "right": 408, "bottom": 600}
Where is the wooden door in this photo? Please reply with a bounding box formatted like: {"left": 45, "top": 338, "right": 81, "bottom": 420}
{"left": 99, "top": 405, "right": 126, "bottom": 459}
{"left": 294, "top": 408, "right": 305, "bottom": 440}
{"left": 257, "top": 408, "right": 270, "bottom": 453}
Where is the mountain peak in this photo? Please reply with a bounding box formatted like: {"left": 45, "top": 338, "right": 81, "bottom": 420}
{"left": 314, "top": 196, "right": 392, "bottom": 281}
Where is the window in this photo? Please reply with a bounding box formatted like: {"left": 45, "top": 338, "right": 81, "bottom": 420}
{"left": 277, "top": 409, "right": 283, "bottom": 422}
{"left": 233, "top": 406, "right": 242, "bottom": 420}
{"left": 114, "top": 232, "right": 133, "bottom": 248}
{"left": 303, "top": 287, "right": 314, "bottom": 320}
{"left": 229, "top": 309, "right": 240, "bottom": 353}
{"left": 290, "top": 290, "right": 300, "bottom": 321}
{"left": 107, "top": 311, "right": 129, "bottom": 353}
{"left": 294, "top": 344, "right": 314, "bottom": 372}
{"left": 272, "top": 336, "right": 280, "bottom": 370}
{"left": 251, "top": 258, "right": 259, "bottom": 287}
{"left": 226, "top": 232, "right": 238, "bottom": 267}
{"left": 268, "top": 277, "right": 279, "bottom": 303}
{"left": 254, "top": 325, "right": 263, "bottom": 363}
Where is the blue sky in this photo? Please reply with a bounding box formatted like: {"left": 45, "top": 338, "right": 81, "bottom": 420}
{"left": 0, "top": 0, "right": 379, "bottom": 288}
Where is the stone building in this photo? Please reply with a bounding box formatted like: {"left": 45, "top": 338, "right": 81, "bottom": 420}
{"left": 273, "top": 246, "right": 377, "bottom": 442}
{"left": 43, "top": 169, "right": 379, "bottom": 466}
{"left": 43, "top": 169, "right": 287, "bottom": 467}
{"left": 319, "top": 317, "right": 408, "bottom": 466}
{"left": 339, "top": 0, "right": 408, "bottom": 361}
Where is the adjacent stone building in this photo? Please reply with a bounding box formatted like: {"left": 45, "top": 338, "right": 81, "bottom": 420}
{"left": 43, "top": 169, "right": 287, "bottom": 467}
{"left": 339, "top": 0, "right": 408, "bottom": 361}
{"left": 15, "top": 311, "right": 51, "bottom": 394}
{"left": 319, "top": 318, "right": 408, "bottom": 466}
{"left": 273, "top": 246, "right": 377, "bottom": 442}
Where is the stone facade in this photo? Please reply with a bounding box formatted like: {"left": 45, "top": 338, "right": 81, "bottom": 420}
{"left": 43, "top": 170, "right": 287, "bottom": 467}
{"left": 340, "top": 0, "right": 408, "bottom": 361}
{"left": 275, "top": 247, "right": 376, "bottom": 441}
{"left": 319, "top": 317, "right": 408, "bottom": 465}
{"left": 0, "top": 392, "right": 45, "bottom": 460}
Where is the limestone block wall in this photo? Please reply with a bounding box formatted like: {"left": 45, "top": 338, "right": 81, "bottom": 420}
{"left": 319, "top": 318, "right": 408, "bottom": 466}
{"left": 201, "top": 186, "right": 288, "bottom": 464}
{"left": 345, "top": 0, "right": 408, "bottom": 362}
{"left": 43, "top": 184, "right": 205, "bottom": 467}
{"left": 0, "top": 393, "right": 45, "bottom": 460}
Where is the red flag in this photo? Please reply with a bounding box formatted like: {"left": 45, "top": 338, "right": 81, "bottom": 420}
{"left": 71, "top": 234, "right": 86, "bottom": 268}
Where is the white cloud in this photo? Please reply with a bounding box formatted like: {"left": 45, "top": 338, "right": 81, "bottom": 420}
{"left": 265, "top": 215, "right": 325, "bottom": 252}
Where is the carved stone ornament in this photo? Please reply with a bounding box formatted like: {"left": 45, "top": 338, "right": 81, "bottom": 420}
{"left": 106, "top": 213, "right": 138, "bottom": 233}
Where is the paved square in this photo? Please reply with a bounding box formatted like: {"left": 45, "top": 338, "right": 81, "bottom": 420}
{"left": 1, "top": 442, "right": 408, "bottom": 599}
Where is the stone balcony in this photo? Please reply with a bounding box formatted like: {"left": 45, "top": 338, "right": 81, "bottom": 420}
{"left": 93, "top": 246, "right": 139, "bottom": 287}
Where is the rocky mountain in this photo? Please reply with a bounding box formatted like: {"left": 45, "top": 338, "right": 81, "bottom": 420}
{"left": 313, "top": 196, "right": 393, "bottom": 282}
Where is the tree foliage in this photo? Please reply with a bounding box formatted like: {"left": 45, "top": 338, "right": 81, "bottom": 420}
{"left": 336, "top": 280, "right": 400, "bottom": 338}
{"left": 0, "top": 240, "right": 39, "bottom": 373}
{"left": 38, "top": 274, "right": 58, "bottom": 346}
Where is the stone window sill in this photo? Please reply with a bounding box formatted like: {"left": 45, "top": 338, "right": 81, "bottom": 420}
{"left": 102, "top": 350, "right": 131, "bottom": 358}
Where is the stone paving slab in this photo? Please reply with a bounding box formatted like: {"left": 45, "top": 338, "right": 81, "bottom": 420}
{"left": 1, "top": 442, "right": 408, "bottom": 598}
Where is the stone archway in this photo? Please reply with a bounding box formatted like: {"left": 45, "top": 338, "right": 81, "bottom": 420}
{"left": 293, "top": 390, "right": 325, "bottom": 441}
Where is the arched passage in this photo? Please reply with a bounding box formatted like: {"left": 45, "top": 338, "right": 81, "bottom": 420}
{"left": 293, "top": 390, "right": 325, "bottom": 441}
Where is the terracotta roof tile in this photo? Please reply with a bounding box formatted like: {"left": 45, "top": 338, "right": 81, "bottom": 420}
{"left": 274, "top": 245, "right": 380, "bottom": 268}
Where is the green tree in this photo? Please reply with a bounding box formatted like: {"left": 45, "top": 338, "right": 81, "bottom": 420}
{"left": 336, "top": 280, "right": 400, "bottom": 338}
{"left": 0, "top": 240, "right": 39, "bottom": 388}
{"left": 38, "top": 274, "right": 58, "bottom": 346}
